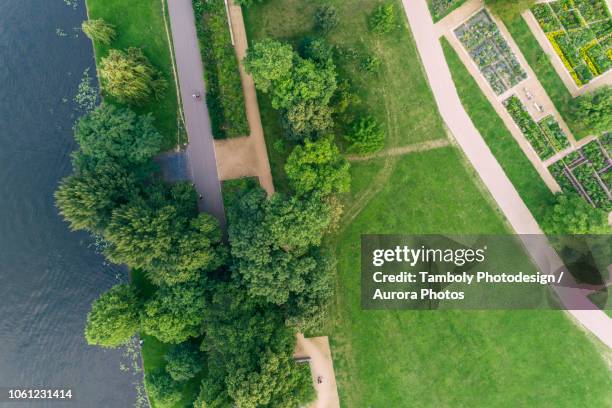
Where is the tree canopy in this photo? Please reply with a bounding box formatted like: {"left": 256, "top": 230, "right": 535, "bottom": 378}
{"left": 285, "top": 137, "right": 351, "bottom": 197}
{"left": 570, "top": 86, "right": 611, "bottom": 136}
{"left": 82, "top": 18, "right": 116, "bottom": 45}
{"left": 84, "top": 284, "right": 140, "bottom": 348}
{"left": 99, "top": 48, "right": 167, "bottom": 104}
{"left": 104, "top": 183, "right": 226, "bottom": 285}
{"left": 74, "top": 104, "right": 162, "bottom": 165}
{"left": 141, "top": 278, "right": 208, "bottom": 344}
{"left": 243, "top": 39, "right": 294, "bottom": 93}
{"left": 145, "top": 370, "right": 182, "bottom": 407}
{"left": 164, "top": 342, "right": 203, "bottom": 382}
{"left": 542, "top": 193, "right": 611, "bottom": 234}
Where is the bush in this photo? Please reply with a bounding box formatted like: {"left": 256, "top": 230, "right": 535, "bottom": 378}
{"left": 300, "top": 37, "right": 334, "bottom": 66}
{"left": 85, "top": 284, "right": 140, "bottom": 348}
{"left": 285, "top": 137, "right": 351, "bottom": 196}
{"left": 99, "top": 48, "right": 167, "bottom": 104}
{"left": 81, "top": 19, "right": 115, "bottom": 45}
{"left": 369, "top": 4, "right": 396, "bottom": 34}
{"left": 145, "top": 370, "right": 182, "bottom": 407}
{"left": 345, "top": 116, "right": 385, "bottom": 154}
{"left": 361, "top": 55, "right": 381, "bottom": 73}
{"left": 315, "top": 5, "right": 339, "bottom": 33}
{"left": 164, "top": 343, "right": 203, "bottom": 382}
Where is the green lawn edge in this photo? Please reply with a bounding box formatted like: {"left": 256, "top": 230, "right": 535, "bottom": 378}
{"left": 85, "top": 0, "right": 185, "bottom": 151}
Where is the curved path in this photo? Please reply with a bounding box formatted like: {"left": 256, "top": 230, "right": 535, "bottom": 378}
{"left": 167, "top": 0, "right": 226, "bottom": 227}
{"left": 401, "top": 0, "right": 612, "bottom": 348}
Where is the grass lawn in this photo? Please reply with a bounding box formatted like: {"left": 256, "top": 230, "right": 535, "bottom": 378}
{"left": 329, "top": 148, "right": 612, "bottom": 407}
{"left": 85, "top": 0, "right": 185, "bottom": 150}
{"left": 441, "top": 38, "right": 556, "bottom": 222}
{"left": 502, "top": 16, "right": 590, "bottom": 140}
{"left": 243, "top": 0, "right": 448, "bottom": 188}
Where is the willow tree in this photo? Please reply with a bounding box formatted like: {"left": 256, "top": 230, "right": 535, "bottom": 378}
{"left": 82, "top": 19, "right": 116, "bottom": 45}
{"left": 99, "top": 47, "right": 167, "bottom": 104}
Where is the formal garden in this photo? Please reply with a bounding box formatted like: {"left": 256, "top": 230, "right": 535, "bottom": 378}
{"left": 531, "top": 0, "right": 612, "bottom": 85}
{"left": 548, "top": 134, "right": 612, "bottom": 210}
{"left": 455, "top": 9, "right": 527, "bottom": 94}
{"left": 503, "top": 95, "right": 570, "bottom": 160}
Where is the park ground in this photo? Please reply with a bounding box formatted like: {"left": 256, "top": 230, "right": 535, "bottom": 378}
{"left": 244, "top": 0, "right": 612, "bottom": 406}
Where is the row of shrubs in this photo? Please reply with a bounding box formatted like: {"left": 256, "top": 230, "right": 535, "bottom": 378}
{"left": 192, "top": 0, "right": 249, "bottom": 138}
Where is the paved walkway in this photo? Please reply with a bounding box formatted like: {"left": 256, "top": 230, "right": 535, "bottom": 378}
{"left": 167, "top": 0, "right": 226, "bottom": 226}
{"left": 214, "top": 0, "right": 274, "bottom": 196}
{"left": 294, "top": 334, "right": 340, "bottom": 408}
{"left": 524, "top": 5, "right": 612, "bottom": 97}
{"left": 402, "top": 0, "right": 612, "bottom": 348}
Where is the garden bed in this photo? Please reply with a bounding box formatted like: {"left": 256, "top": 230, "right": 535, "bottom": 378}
{"left": 548, "top": 137, "right": 612, "bottom": 209}
{"left": 455, "top": 9, "right": 526, "bottom": 94}
{"left": 503, "top": 97, "right": 572, "bottom": 161}
{"left": 531, "top": 0, "right": 612, "bottom": 85}
{"left": 193, "top": 0, "right": 249, "bottom": 138}
{"left": 429, "top": 0, "right": 467, "bottom": 22}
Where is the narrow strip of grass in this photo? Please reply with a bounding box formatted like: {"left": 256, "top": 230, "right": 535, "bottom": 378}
{"left": 85, "top": 0, "right": 185, "bottom": 150}
{"left": 193, "top": 0, "right": 249, "bottom": 138}
{"left": 440, "top": 38, "right": 556, "bottom": 221}
{"left": 502, "top": 15, "right": 590, "bottom": 139}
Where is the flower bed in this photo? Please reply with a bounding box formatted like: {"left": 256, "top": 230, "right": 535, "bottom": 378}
{"left": 531, "top": 0, "right": 612, "bottom": 85}
{"left": 504, "top": 96, "right": 555, "bottom": 159}
{"left": 429, "top": 0, "right": 467, "bottom": 21}
{"left": 538, "top": 115, "right": 571, "bottom": 151}
{"left": 548, "top": 135, "right": 611, "bottom": 209}
{"left": 455, "top": 10, "right": 526, "bottom": 94}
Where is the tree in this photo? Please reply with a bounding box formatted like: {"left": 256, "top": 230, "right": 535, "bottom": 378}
{"left": 84, "top": 284, "right": 140, "bottom": 348}
{"left": 81, "top": 19, "right": 116, "bottom": 45}
{"left": 285, "top": 137, "right": 351, "bottom": 196}
{"left": 282, "top": 101, "right": 333, "bottom": 140}
{"left": 485, "top": 0, "right": 535, "bottom": 20}
{"left": 314, "top": 5, "right": 339, "bottom": 33}
{"left": 542, "top": 193, "right": 611, "bottom": 234}
{"left": 300, "top": 37, "right": 334, "bottom": 66}
{"left": 570, "top": 86, "right": 611, "bottom": 136}
{"left": 145, "top": 370, "right": 182, "bottom": 407}
{"left": 345, "top": 116, "right": 385, "bottom": 154}
{"left": 99, "top": 47, "right": 167, "bottom": 103}
{"left": 243, "top": 39, "right": 294, "bottom": 93}
{"left": 164, "top": 342, "right": 203, "bottom": 382}
{"left": 369, "top": 3, "right": 396, "bottom": 34}
{"left": 141, "top": 279, "right": 208, "bottom": 344}
{"left": 55, "top": 160, "right": 139, "bottom": 233}
{"left": 104, "top": 183, "right": 226, "bottom": 285}
{"left": 74, "top": 104, "right": 162, "bottom": 165}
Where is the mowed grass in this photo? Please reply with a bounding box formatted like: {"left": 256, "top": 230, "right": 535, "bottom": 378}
{"left": 243, "top": 0, "right": 448, "bottom": 187}
{"left": 503, "top": 16, "right": 590, "bottom": 140}
{"left": 85, "top": 0, "right": 185, "bottom": 150}
{"left": 330, "top": 148, "right": 612, "bottom": 407}
{"left": 441, "top": 38, "right": 556, "bottom": 222}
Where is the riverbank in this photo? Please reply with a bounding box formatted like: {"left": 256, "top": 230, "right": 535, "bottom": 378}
{"left": 85, "top": 0, "right": 185, "bottom": 150}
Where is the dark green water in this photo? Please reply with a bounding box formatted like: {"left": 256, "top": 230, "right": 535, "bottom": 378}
{"left": 0, "top": 1, "right": 138, "bottom": 406}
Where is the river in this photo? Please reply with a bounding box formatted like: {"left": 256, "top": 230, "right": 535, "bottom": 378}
{"left": 0, "top": 0, "right": 140, "bottom": 406}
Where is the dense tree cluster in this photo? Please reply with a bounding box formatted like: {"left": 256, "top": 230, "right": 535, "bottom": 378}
{"left": 542, "top": 193, "right": 611, "bottom": 234}
{"left": 570, "top": 86, "right": 611, "bottom": 136}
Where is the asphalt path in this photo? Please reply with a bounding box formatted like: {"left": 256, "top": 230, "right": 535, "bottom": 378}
{"left": 402, "top": 0, "right": 612, "bottom": 348}
{"left": 167, "top": 0, "right": 226, "bottom": 228}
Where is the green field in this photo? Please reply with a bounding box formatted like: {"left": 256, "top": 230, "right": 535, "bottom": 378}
{"left": 503, "top": 16, "right": 590, "bottom": 140}
{"left": 441, "top": 38, "right": 556, "bottom": 222}
{"left": 85, "top": 0, "right": 185, "bottom": 150}
{"left": 330, "top": 148, "right": 611, "bottom": 407}
{"left": 244, "top": 0, "right": 448, "bottom": 188}
{"left": 245, "top": 1, "right": 612, "bottom": 406}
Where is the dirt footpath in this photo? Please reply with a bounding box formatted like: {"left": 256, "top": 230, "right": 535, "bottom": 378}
{"left": 294, "top": 334, "right": 340, "bottom": 408}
